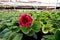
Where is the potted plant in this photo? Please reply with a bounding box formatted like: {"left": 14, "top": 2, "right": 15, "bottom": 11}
{"left": 0, "top": 11, "right": 60, "bottom": 40}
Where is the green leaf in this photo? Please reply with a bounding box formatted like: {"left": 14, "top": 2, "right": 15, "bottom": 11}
{"left": 13, "top": 33, "right": 23, "bottom": 40}
{"left": 12, "top": 26, "right": 21, "bottom": 32}
{"left": 20, "top": 27, "right": 31, "bottom": 34}
{"left": 8, "top": 32, "right": 17, "bottom": 40}
{"left": 0, "top": 28, "right": 9, "bottom": 38}
{"left": 51, "top": 28, "right": 57, "bottom": 33}
{"left": 57, "top": 15, "right": 60, "bottom": 20}
{"left": 55, "top": 30, "right": 60, "bottom": 40}
{"left": 3, "top": 31, "right": 12, "bottom": 39}
{"left": 27, "top": 30, "right": 35, "bottom": 36}
{"left": 32, "top": 21, "right": 42, "bottom": 32}
{"left": 32, "top": 14, "right": 37, "bottom": 20}
{"left": 42, "top": 24, "right": 52, "bottom": 34}
{"left": 41, "top": 35, "right": 55, "bottom": 40}
{"left": 11, "top": 17, "right": 18, "bottom": 26}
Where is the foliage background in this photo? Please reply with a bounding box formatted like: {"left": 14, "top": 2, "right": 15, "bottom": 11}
{"left": 0, "top": 11, "right": 60, "bottom": 40}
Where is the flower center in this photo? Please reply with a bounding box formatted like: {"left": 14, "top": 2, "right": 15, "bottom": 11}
{"left": 22, "top": 18, "right": 29, "bottom": 24}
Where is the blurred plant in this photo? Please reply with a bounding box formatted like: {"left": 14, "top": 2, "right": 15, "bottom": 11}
{"left": 0, "top": 11, "right": 60, "bottom": 40}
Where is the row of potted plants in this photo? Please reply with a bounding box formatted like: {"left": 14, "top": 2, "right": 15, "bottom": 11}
{"left": 0, "top": 11, "right": 60, "bottom": 40}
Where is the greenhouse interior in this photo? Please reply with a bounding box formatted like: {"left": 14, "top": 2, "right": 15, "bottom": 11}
{"left": 0, "top": 0, "right": 60, "bottom": 40}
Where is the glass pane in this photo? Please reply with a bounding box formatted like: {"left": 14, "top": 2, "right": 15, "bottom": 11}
{"left": 16, "top": 0, "right": 29, "bottom": 2}
{"left": 0, "top": 0, "right": 9, "bottom": 2}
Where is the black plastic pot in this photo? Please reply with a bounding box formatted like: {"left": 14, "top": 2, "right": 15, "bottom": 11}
{"left": 22, "top": 30, "right": 54, "bottom": 40}
{"left": 22, "top": 30, "right": 44, "bottom": 40}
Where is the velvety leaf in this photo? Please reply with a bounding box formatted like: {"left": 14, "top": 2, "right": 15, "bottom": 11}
{"left": 12, "top": 26, "right": 21, "bottom": 32}
{"left": 42, "top": 24, "right": 52, "bottom": 34}
{"left": 32, "top": 21, "right": 42, "bottom": 32}
{"left": 27, "top": 30, "right": 35, "bottom": 36}
{"left": 11, "top": 17, "right": 18, "bottom": 26}
{"left": 12, "top": 33, "right": 23, "bottom": 40}
{"left": 32, "top": 14, "right": 37, "bottom": 20}
{"left": 0, "top": 28, "right": 9, "bottom": 38}
{"left": 3, "top": 31, "right": 12, "bottom": 39}
{"left": 41, "top": 35, "right": 55, "bottom": 40}
{"left": 8, "top": 32, "right": 17, "bottom": 40}
{"left": 20, "top": 27, "right": 31, "bottom": 34}
{"left": 55, "top": 30, "right": 60, "bottom": 40}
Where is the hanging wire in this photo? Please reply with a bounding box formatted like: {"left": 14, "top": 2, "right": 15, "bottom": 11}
{"left": 13, "top": 0, "right": 16, "bottom": 11}
{"left": 49, "top": 0, "right": 50, "bottom": 10}
{"left": 46, "top": 0, "right": 50, "bottom": 10}
{"left": 3, "top": 1, "right": 6, "bottom": 11}
{"left": 32, "top": 0, "right": 38, "bottom": 10}
{"left": 47, "top": 0, "right": 58, "bottom": 10}
{"left": 45, "top": 0, "right": 48, "bottom": 10}
{"left": 56, "top": 0, "right": 58, "bottom": 10}
{"left": 54, "top": 0, "right": 58, "bottom": 10}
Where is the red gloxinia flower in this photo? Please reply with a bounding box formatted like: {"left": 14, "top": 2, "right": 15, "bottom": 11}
{"left": 19, "top": 14, "right": 33, "bottom": 27}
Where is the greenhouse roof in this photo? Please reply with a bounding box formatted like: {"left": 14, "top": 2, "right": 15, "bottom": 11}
{"left": 0, "top": 0, "right": 60, "bottom": 7}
